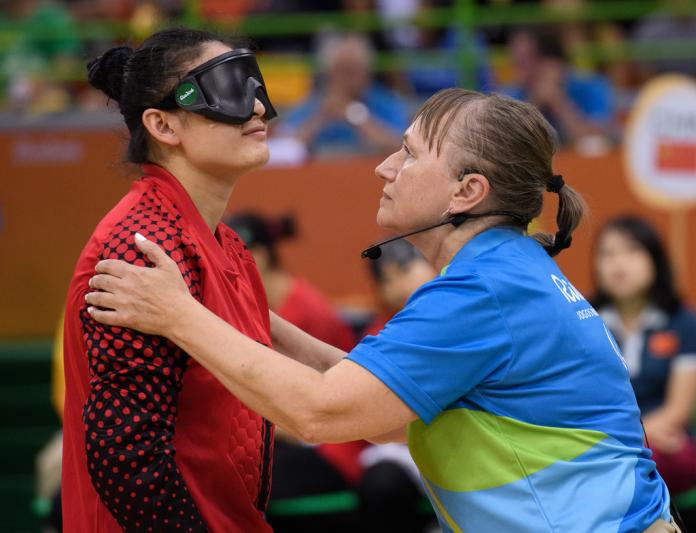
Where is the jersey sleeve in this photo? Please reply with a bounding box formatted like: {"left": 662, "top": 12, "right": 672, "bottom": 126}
{"left": 80, "top": 209, "right": 208, "bottom": 532}
{"left": 346, "top": 273, "right": 514, "bottom": 424}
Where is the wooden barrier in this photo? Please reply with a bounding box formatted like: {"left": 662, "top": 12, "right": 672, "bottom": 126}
{"left": 1, "top": 125, "right": 694, "bottom": 337}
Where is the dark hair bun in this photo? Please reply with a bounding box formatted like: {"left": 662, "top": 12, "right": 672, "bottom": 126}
{"left": 87, "top": 46, "right": 134, "bottom": 102}
{"left": 224, "top": 212, "right": 296, "bottom": 247}
{"left": 270, "top": 215, "right": 296, "bottom": 240}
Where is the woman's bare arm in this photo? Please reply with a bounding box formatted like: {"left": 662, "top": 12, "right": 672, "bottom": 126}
{"left": 367, "top": 426, "right": 408, "bottom": 444}
{"left": 269, "top": 311, "right": 346, "bottom": 372}
{"left": 86, "top": 234, "right": 417, "bottom": 444}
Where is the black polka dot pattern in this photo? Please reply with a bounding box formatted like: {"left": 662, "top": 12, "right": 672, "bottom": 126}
{"left": 80, "top": 189, "right": 208, "bottom": 532}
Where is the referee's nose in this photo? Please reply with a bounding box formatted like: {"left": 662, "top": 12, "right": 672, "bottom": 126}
{"left": 376, "top": 150, "right": 401, "bottom": 183}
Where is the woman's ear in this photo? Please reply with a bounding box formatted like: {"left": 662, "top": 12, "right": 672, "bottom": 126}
{"left": 141, "top": 108, "right": 181, "bottom": 148}
{"left": 449, "top": 172, "right": 491, "bottom": 214}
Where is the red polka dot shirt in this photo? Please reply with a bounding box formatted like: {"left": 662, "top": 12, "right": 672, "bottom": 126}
{"left": 62, "top": 165, "right": 274, "bottom": 532}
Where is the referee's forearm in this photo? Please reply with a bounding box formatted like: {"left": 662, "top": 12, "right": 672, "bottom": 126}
{"left": 168, "top": 300, "right": 332, "bottom": 441}
{"left": 269, "top": 311, "right": 346, "bottom": 372}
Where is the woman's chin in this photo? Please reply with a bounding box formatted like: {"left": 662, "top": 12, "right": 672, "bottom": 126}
{"left": 256, "top": 147, "right": 271, "bottom": 167}
{"left": 376, "top": 208, "right": 411, "bottom": 235}
{"left": 251, "top": 143, "right": 270, "bottom": 165}
{"left": 238, "top": 145, "right": 270, "bottom": 173}
{"left": 375, "top": 209, "right": 395, "bottom": 231}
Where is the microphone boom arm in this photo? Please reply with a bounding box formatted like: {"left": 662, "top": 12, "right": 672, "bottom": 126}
{"left": 361, "top": 210, "right": 523, "bottom": 260}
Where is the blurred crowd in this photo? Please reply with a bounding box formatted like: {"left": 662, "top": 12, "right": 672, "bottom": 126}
{"left": 1, "top": 0, "right": 696, "bottom": 155}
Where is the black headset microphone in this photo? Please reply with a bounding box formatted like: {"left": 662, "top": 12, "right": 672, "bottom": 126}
{"left": 361, "top": 210, "right": 524, "bottom": 260}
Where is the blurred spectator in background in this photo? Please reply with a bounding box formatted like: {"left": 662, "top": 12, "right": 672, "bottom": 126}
{"left": 538, "top": 0, "right": 640, "bottom": 120}
{"left": 249, "top": 0, "right": 344, "bottom": 53}
{"left": 199, "top": 0, "right": 255, "bottom": 21}
{"left": 363, "top": 238, "right": 436, "bottom": 336}
{"left": 225, "top": 212, "right": 363, "bottom": 533}
{"left": 502, "top": 27, "right": 615, "bottom": 148}
{"left": 226, "top": 212, "right": 355, "bottom": 350}
{"left": 129, "top": 1, "right": 169, "bottom": 41}
{"left": 357, "top": 238, "right": 436, "bottom": 533}
{"left": 275, "top": 32, "right": 409, "bottom": 158}
{"left": 0, "top": 0, "right": 80, "bottom": 113}
{"left": 633, "top": 0, "right": 696, "bottom": 78}
{"left": 404, "top": 25, "right": 493, "bottom": 97}
{"left": 70, "top": 0, "right": 174, "bottom": 112}
{"left": 541, "top": 0, "right": 590, "bottom": 69}
{"left": 376, "top": 0, "right": 422, "bottom": 51}
{"left": 374, "top": 0, "right": 493, "bottom": 97}
{"left": 592, "top": 216, "right": 696, "bottom": 519}
{"left": 69, "top": 0, "right": 136, "bottom": 20}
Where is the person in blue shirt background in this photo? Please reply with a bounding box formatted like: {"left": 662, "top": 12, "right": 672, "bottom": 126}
{"left": 404, "top": 27, "right": 494, "bottom": 98}
{"left": 86, "top": 88, "right": 680, "bottom": 532}
{"left": 502, "top": 26, "right": 615, "bottom": 146}
{"left": 593, "top": 216, "right": 696, "bottom": 529}
{"left": 277, "top": 32, "right": 409, "bottom": 158}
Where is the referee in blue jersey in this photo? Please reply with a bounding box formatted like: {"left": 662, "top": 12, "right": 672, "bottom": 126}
{"left": 87, "top": 89, "right": 681, "bottom": 533}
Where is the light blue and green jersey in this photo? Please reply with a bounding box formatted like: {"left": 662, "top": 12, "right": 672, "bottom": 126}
{"left": 348, "top": 228, "right": 671, "bottom": 532}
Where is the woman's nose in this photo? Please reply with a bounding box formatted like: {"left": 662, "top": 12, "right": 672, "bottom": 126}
{"left": 375, "top": 151, "right": 401, "bottom": 182}
{"left": 253, "top": 98, "right": 266, "bottom": 117}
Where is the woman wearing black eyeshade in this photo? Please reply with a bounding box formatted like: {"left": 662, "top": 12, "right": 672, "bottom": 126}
{"left": 62, "top": 28, "right": 278, "bottom": 532}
